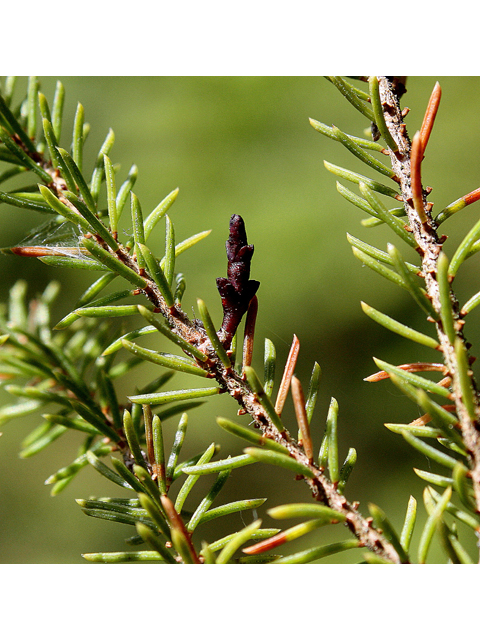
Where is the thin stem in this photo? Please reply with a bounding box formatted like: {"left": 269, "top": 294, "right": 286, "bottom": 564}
{"left": 420, "top": 82, "right": 442, "bottom": 151}
{"left": 410, "top": 131, "right": 427, "bottom": 223}
{"left": 274, "top": 334, "right": 300, "bottom": 416}
{"left": 242, "top": 295, "right": 258, "bottom": 372}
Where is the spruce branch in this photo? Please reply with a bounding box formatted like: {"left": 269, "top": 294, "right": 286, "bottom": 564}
{"left": 2, "top": 76, "right": 478, "bottom": 562}
{"left": 376, "top": 76, "right": 480, "bottom": 514}
{"left": 0, "top": 79, "right": 408, "bottom": 564}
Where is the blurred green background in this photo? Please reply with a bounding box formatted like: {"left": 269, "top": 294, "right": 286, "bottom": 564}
{"left": 2, "top": 76, "right": 480, "bottom": 563}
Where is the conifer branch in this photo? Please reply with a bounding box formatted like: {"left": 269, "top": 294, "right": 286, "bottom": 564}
{"left": 39, "top": 151, "right": 402, "bottom": 560}
{"left": 4, "top": 77, "right": 454, "bottom": 563}
{"left": 377, "top": 76, "right": 480, "bottom": 514}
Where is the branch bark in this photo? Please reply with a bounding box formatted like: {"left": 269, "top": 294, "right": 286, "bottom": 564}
{"left": 378, "top": 76, "right": 480, "bottom": 514}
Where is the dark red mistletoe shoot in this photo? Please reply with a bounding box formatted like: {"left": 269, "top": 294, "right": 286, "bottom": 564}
{"left": 216, "top": 214, "right": 260, "bottom": 349}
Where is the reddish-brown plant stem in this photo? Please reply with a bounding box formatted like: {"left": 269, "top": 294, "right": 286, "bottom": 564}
{"left": 410, "top": 131, "right": 427, "bottom": 223}
{"left": 274, "top": 334, "right": 300, "bottom": 416}
{"left": 419, "top": 82, "right": 442, "bottom": 151}
{"left": 464, "top": 188, "right": 480, "bottom": 207}
{"left": 242, "top": 295, "right": 258, "bottom": 372}
{"left": 291, "top": 376, "right": 314, "bottom": 463}
{"left": 365, "top": 362, "right": 447, "bottom": 383}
